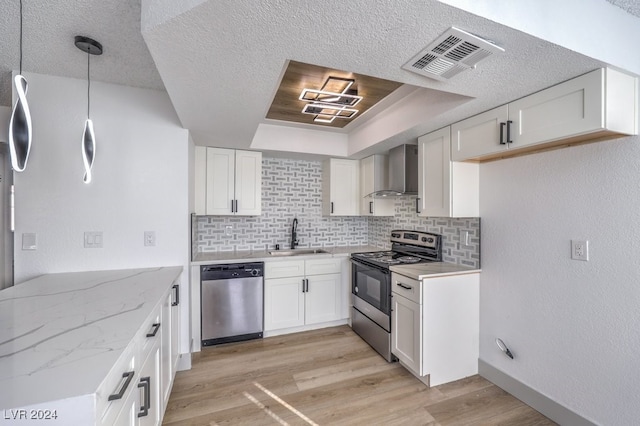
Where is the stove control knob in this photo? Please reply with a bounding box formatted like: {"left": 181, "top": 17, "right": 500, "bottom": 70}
{"left": 250, "top": 269, "right": 260, "bottom": 277}
{"left": 422, "top": 237, "right": 427, "bottom": 242}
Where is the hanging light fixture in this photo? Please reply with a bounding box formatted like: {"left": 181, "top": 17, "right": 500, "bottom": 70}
{"left": 9, "top": 0, "right": 32, "bottom": 172}
{"left": 74, "top": 35, "right": 102, "bottom": 184}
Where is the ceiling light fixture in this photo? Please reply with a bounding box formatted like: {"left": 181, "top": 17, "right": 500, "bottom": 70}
{"left": 299, "top": 76, "right": 363, "bottom": 123}
{"left": 9, "top": 0, "right": 32, "bottom": 172}
{"left": 74, "top": 35, "right": 102, "bottom": 184}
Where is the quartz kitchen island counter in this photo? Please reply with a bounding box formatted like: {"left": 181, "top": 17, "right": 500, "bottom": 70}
{"left": 0, "top": 266, "right": 182, "bottom": 421}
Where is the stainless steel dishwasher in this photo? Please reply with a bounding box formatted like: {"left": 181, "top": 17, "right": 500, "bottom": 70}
{"left": 201, "top": 262, "right": 264, "bottom": 346}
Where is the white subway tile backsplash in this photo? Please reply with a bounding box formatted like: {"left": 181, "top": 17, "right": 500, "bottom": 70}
{"left": 193, "top": 157, "right": 480, "bottom": 268}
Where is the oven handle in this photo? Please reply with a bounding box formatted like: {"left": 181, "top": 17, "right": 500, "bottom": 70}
{"left": 350, "top": 259, "right": 390, "bottom": 273}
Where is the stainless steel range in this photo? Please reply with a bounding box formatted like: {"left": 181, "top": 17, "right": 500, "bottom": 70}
{"left": 350, "top": 230, "right": 442, "bottom": 361}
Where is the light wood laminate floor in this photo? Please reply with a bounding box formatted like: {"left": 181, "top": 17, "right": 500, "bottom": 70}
{"left": 164, "top": 326, "right": 556, "bottom": 425}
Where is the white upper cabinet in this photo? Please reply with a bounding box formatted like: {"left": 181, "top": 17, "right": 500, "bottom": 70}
{"left": 418, "top": 127, "right": 478, "bottom": 218}
{"left": 452, "top": 68, "right": 638, "bottom": 162}
{"left": 360, "top": 155, "right": 394, "bottom": 217}
{"left": 194, "top": 147, "right": 262, "bottom": 216}
{"left": 322, "top": 158, "right": 359, "bottom": 216}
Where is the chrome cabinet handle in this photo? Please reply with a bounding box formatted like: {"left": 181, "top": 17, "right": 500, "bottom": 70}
{"left": 397, "top": 283, "right": 413, "bottom": 290}
{"left": 108, "top": 371, "right": 135, "bottom": 401}
{"left": 146, "top": 323, "right": 160, "bottom": 338}
{"left": 137, "top": 377, "right": 151, "bottom": 418}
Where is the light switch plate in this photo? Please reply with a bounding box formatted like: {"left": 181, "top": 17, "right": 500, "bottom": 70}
{"left": 84, "top": 231, "right": 103, "bottom": 248}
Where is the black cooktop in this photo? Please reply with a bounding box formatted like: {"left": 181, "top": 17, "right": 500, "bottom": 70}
{"left": 352, "top": 230, "right": 442, "bottom": 269}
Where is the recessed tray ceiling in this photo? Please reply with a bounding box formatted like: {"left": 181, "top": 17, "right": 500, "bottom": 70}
{"left": 266, "top": 60, "right": 403, "bottom": 128}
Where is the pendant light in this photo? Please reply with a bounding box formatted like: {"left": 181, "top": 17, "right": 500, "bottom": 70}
{"left": 74, "top": 36, "right": 102, "bottom": 184}
{"left": 9, "top": 0, "right": 32, "bottom": 172}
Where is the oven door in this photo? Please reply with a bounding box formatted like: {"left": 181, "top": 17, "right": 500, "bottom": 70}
{"left": 351, "top": 259, "right": 391, "bottom": 315}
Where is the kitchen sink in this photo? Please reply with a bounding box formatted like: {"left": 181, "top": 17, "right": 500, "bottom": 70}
{"left": 268, "top": 249, "right": 329, "bottom": 256}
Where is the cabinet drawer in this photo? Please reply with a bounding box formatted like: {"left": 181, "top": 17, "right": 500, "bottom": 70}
{"left": 265, "top": 260, "right": 305, "bottom": 279}
{"left": 305, "top": 258, "right": 341, "bottom": 276}
{"left": 140, "top": 306, "right": 162, "bottom": 364}
{"left": 98, "top": 343, "right": 137, "bottom": 425}
{"left": 391, "top": 273, "right": 421, "bottom": 304}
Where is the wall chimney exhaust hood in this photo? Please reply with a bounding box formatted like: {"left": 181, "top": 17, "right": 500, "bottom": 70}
{"left": 368, "top": 144, "right": 418, "bottom": 197}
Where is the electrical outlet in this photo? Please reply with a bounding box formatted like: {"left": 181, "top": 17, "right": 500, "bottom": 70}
{"left": 459, "top": 230, "right": 470, "bottom": 246}
{"left": 571, "top": 240, "right": 589, "bottom": 261}
{"left": 144, "top": 231, "right": 156, "bottom": 247}
{"left": 225, "top": 225, "right": 233, "bottom": 236}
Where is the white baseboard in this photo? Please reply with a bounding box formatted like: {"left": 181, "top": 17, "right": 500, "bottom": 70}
{"left": 478, "top": 359, "right": 596, "bottom": 426}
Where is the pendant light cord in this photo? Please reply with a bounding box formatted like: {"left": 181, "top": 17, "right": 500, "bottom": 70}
{"left": 87, "top": 50, "right": 91, "bottom": 119}
{"left": 19, "top": 0, "right": 23, "bottom": 74}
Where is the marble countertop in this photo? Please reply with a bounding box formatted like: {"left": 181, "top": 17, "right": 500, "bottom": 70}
{"left": 390, "top": 262, "right": 481, "bottom": 280}
{"left": 0, "top": 266, "right": 183, "bottom": 410}
{"left": 192, "top": 245, "right": 381, "bottom": 264}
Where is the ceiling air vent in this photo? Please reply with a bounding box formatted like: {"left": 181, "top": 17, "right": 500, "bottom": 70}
{"left": 402, "top": 27, "right": 504, "bottom": 81}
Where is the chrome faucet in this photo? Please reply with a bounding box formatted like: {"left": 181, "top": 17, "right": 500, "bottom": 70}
{"left": 291, "top": 218, "right": 298, "bottom": 249}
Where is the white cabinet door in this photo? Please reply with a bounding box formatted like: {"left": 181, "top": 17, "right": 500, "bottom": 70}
{"left": 170, "top": 284, "right": 180, "bottom": 375}
{"left": 160, "top": 290, "right": 172, "bottom": 411}
{"left": 234, "top": 150, "right": 262, "bottom": 215}
{"left": 194, "top": 146, "right": 207, "bottom": 215}
{"left": 510, "top": 68, "right": 604, "bottom": 149}
{"left": 111, "top": 382, "right": 138, "bottom": 426}
{"left": 323, "top": 159, "right": 359, "bottom": 216}
{"left": 138, "top": 344, "right": 161, "bottom": 426}
{"left": 359, "top": 155, "right": 375, "bottom": 216}
{"left": 359, "top": 155, "right": 394, "bottom": 217}
{"left": 391, "top": 292, "right": 422, "bottom": 376}
{"left": 418, "top": 128, "right": 478, "bottom": 218}
{"left": 264, "top": 277, "right": 305, "bottom": 331}
{"left": 451, "top": 105, "right": 508, "bottom": 161}
{"left": 206, "top": 148, "right": 235, "bottom": 215}
{"left": 305, "top": 273, "right": 341, "bottom": 325}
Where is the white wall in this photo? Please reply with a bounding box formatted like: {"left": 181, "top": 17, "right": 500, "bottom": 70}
{"left": 12, "top": 72, "right": 191, "bottom": 354}
{"left": 479, "top": 136, "right": 640, "bottom": 425}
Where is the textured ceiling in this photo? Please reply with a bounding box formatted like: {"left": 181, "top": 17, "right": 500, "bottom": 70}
{"left": 1, "top": 0, "right": 638, "bottom": 157}
{"left": 0, "top": 0, "right": 163, "bottom": 107}
{"left": 607, "top": 0, "right": 640, "bottom": 16}
{"left": 141, "top": 0, "right": 607, "bottom": 152}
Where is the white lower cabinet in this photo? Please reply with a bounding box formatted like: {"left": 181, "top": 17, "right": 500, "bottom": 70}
{"left": 99, "top": 279, "right": 181, "bottom": 425}
{"left": 264, "top": 276, "right": 305, "bottom": 330}
{"left": 391, "top": 292, "right": 421, "bottom": 374}
{"left": 391, "top": 272, "right": 479, "bottom": 387}
{"left": 265, "top": 258, "right": 345, "bottom": 333}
